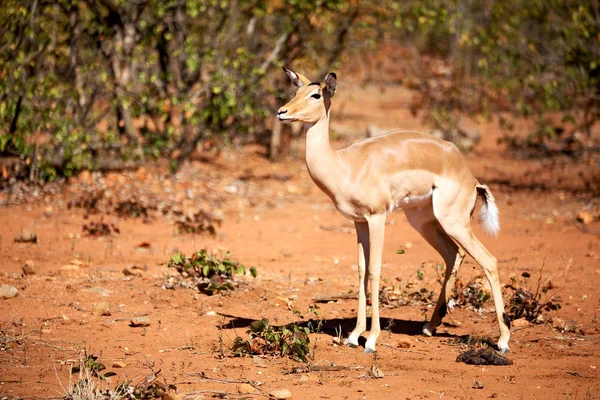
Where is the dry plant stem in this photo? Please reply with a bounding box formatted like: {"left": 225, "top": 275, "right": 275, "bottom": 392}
{"left": 277, "top": 67, "right": 510, "bottom": 353}
{"left": 184, "top": 375, "right": 261, "bottom": 388}
{"left": 286, "top": 364, "right": 363, "bottom": 374}
{"left": 182, "top": 391, "right": 270, "bottom": 398}
{"left": 380, "top": 343, "right": 430, "bottom": 355}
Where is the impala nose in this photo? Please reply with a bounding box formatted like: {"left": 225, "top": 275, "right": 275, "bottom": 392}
{"left": 277, "top": 109, "right": 287, "bottom": 117}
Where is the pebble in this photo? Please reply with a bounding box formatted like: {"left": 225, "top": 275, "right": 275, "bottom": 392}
{"left": 122, "top": 267, "right": 141, "bottom": 277}
{"left": 473, "top": 380, "right": 484, "bottom": 389}
{"left": 370, "top": 365, "right": 385, "bottom": 378}
{"left": 162, "top": 393, "right": 184, "bottom": 400}
{"left": 22, "top": 260, "right": 37, "bottom": 276}
{"left": 93, "top": 301, "right": 111, "bottom": 316}
{"left": 511, "top": 317, "right": 529, "bottom": 328}
{"left": 112, "top": 360, "right": 126, "bottom": 368}
{"left": 0, "top": 285, "right": 18, "bottom": 299}
{"left": 269, "top": 389, "right": 292, "bottom": 399}
{"left": 14, "top": 228, "right": 37, "bottom": 243}
{"left": 130, "top": 316, "right": 151, "bottom": 327}
{"left": 60, "top": 264, "right": 81, "bottom": 276}
{"left": 552, "top": 317, "right": 566, "bottom": 330}
{"left": 299, "top": 373, "right": 319, "bottom": 383}
{"left": 237, "top": 383, "right": 258, "bottom": 393}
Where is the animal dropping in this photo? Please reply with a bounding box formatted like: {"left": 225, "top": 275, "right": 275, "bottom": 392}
{"left": 278, "top": 67, "right": 510, "bottom": 354}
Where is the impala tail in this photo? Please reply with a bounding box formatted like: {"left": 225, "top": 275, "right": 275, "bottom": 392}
{"left": 476, "top": 184, "right": 500, "bottom": 236}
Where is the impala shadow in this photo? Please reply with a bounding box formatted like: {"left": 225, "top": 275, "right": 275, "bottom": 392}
{"left": 218, "top": 314, "right": 459, "bottom": 340}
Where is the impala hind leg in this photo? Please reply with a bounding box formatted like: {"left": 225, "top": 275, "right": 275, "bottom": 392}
{"left": 346, "top": 221, "right": 370, "bottom": 347}
{"left": 434, "top": 194, "right": 511, "bottom": 353}
{"left": 405, "top": 208, "right": 465, "bottom": 336}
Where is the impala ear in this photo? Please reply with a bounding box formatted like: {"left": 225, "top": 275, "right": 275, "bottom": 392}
{"left": 324, "top": 72, "right": 337, "bottom": 98}
{"left": 282, "top": 66, "right": 311, "bottom": 87}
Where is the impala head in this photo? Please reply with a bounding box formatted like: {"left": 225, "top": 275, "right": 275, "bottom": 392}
{"left": 277, "top": 67, "right": 337, "bottom": 124}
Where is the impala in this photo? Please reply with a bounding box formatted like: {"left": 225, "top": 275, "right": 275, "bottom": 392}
{"left": 277, "top": 67, "right": 510, "bottom": 354}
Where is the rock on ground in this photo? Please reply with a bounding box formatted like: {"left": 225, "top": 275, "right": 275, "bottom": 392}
{"left": 14, "top": 228, "right": 37, "bottom": 243}
{"left": 0, "top": 285, "right": 18, "bottom": 299}
{"left": 269, "top": 389, "right": 292, "bottom": 399}
{"left": 237, "top": 383, "right": 258, "bottom": 393}
{"left": 93, "top": 301, "right": 111, "bottom": 316}
{"left": 130, "top": 316, "right": 151, "bottom": 327}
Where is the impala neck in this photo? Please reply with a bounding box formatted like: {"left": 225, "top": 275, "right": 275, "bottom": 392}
{"left": 305, "top": 114, "right": 341, "bottom": 194}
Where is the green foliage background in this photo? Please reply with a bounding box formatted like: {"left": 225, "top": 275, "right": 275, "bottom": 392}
{"left": 1, "top": 0, "right": 598, "bottom": 181}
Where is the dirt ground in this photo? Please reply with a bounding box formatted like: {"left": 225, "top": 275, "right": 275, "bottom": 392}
{"left": 1, "top": 82, "right": 600, "bottom": 400}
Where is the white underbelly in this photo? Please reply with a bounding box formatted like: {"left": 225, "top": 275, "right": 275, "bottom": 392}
{"left": 388, "top": 188, "right": 433, "bottom": 213}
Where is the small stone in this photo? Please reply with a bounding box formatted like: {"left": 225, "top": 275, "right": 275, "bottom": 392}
{"left": 269, "top": 389, "right": 292, "bottom": 399}
{"left": 14, "top": 228, "right": 37, "bottom": 243}
{"left": 511, "top": 317, "right": 529, "bottom": 328}
{"left": 44, "top": 206, "right": 53, "bottom": 217}
{"left": 0, "top": 285, "right": 18, "bottom": 299}
{"left": 93, "top": 301, "right": 111, "bottom": 316}
{"left": 299, "top": 373, "right": 319, "bottom": 383}
{"left": 237, "top": 383, "right": 258, "bottom": 393}
{"left": 577, "top": 211, "right": 595, "bottom": 225}
{"left": 472, "top": 380, "right": 484, "bottom": 389}
{"left": 112, "top": 360, "right": 126, "bottom": 368}
{"left": 552, "top": 317, "right": 566, "bottom": 330}
{"left": 130, "top": 316, "right": 151, "bottom": 327}
{"left": 162, "top": 393, "right": 184, "bottom": 400}
{"left": 122, "top": 268, "right": 141, "bottom": 277}
{"left": 22, "top": 260, "right": 37, "bottom": 276}
{"left": 60, "top": 264, "right": 81, "bottom": 276}
{"left": 370, "top": 365, "right": 385, "bottom": 378}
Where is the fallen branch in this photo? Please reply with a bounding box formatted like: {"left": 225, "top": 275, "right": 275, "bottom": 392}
{"left": 380, "top": 343, "right": 430, "bottom": 355}
{"left": 285, "top": 364, "right": 362, "bottom": 374}
{"left": 178, "top": 374, "right": 262, "bottom": 391}
{"left": 181, "top": 391, "right": 269, "bottom": 399}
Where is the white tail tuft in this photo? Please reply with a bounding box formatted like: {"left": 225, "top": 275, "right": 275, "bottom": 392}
{"left": 476, "top": 185, "right": 500, "bottom": 236}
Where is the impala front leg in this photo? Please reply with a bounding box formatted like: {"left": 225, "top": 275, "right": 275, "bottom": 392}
{"left": 364, "top": 213, "right": 386, "bottom": 353}
{"left": 347, "top": 221, "right": 370, "bottom": 347}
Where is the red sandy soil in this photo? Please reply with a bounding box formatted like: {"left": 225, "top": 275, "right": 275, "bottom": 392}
{"left": 1, "top": 82, "right": 600, "bottom": 400}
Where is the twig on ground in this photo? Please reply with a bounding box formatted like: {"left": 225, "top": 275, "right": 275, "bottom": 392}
{"left": 380, "top": 343, "right": 430, "bottom": 355}
{"left": 181, "top": 391, "right": 270, "bottom": 399}
{"left": 181, "top": 374, "right": 262, "bottom": 390}
{"left": 285, "top": 364, "right": 363, "bottom": 374}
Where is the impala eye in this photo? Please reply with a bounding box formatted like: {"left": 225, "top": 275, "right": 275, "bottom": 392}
{"left": 311, "top": 93, "right": 322, "bottom": 100}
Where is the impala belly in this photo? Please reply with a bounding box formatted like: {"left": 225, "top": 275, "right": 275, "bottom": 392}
{"left": 388, "top": 188, "right": 433, "bottom": 213}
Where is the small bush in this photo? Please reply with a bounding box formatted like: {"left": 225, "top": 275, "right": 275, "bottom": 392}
{"left": 232, "top": 306, "right": 320, "bottom": 362}
{"left": 65, "top": 351, "right": 176, "bottom": 400}
{"left": 114, "top": 199, "right": 153, "bottom": 220}
{"left": 505, "top": 271, "right": 561, "bottom": 322}
{"left": 449, "top": 278, "right": 492, "bottom": 311}
{"left": 232, "top": 320, "right": 311, "bottom": 362}
{"left": 82, "top": 218, "right": 120, "bottom": 237}
{"left": 174, "top": 210, "right": 221, "bottom": 237}
{"left": 167, "top": 250, "right": 256, "bottom": 294}
{"left": 68, "top": 188, "right": 106, "bottom": 217}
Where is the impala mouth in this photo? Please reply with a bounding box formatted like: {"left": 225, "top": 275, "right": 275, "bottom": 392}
{"left": 277, "top": 111, "right": 293, "bottom": 123}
